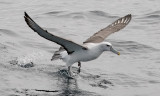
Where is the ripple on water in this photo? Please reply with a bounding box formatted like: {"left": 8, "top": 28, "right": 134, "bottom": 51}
{"left": 44, "top": 10, "right": 120, "bottom": 20}
{"left": 109, "top": 40, "right": 159, "bottom": 55}
{"left": 135, "top": 11, "right": 160, "bottom": 25}
{"left": 0, "top": 29, "right": 19, "bottom": 37}
{"left": 45, "top": 11, "right": 66, "bottom": 15}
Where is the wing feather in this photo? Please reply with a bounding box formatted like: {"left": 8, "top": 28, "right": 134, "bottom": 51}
{"left": 84, "top": 14, "right": 132, "bottom": 43}
{"left": 24, "top": 12, "right": 87, "bottom": 54}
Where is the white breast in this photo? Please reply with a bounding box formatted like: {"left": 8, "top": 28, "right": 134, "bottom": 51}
{"left": 60, "top": 43, "right": 104, "bottom": 67}
{"left": 69, "top": 43, "right": 104, "bottom": 63}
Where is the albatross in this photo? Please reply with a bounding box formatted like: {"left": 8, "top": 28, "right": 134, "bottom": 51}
{"left": 24, "top": 12, "right": 131, "bottom": 77}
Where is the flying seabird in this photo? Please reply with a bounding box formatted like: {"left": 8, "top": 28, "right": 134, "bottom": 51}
{"left": 24, "top": 12, "right": 131, "bottom": 77}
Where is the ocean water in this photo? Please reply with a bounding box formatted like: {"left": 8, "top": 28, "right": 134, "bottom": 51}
{"left": 0, "top": 0, "right": 160, "bottom": 96}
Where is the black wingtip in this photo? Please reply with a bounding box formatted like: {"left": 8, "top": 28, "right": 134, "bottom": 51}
{"left": 127, "top": 14, "right": 132, "bottom": 18}
{"left": 24, "top": 12, "right": 28, "bottom": 21}
{"left": 24, "top": 12, "right": 34, "bottom": 22}
{"left": 123, "top": 14, "right": 132, "bottom": 21}
{"left": 24, "top": 11, "right": 29, "bottom": 17}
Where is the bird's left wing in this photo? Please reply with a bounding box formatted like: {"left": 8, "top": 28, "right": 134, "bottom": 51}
{"left": 83, "top": 14, "right": 131, "bottom": 43}
{"left": 24, "top": 12, "right": 87, "bottom": 54}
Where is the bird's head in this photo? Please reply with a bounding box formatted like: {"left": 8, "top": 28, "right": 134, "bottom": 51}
{"left": 101, "top": 42, "right": 120, "bottom": 55}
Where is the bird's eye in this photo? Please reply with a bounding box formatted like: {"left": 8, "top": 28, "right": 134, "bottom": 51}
{"left": 106, "top": 45, "right": 110, "bottom": 47}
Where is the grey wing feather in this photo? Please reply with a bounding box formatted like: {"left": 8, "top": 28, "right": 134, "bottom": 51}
{"left": 84, "top": 14, "right": 132, "bottom": 43}
{"left": 24, "top": 12, "right": 87, "bottom": 54}
{"left": 51, "top": 47, "right": 65, "bottom": 61}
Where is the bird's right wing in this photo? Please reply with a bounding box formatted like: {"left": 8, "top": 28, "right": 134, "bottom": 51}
{"left": 24, "top": 12, "right": 87, "bottom": 54}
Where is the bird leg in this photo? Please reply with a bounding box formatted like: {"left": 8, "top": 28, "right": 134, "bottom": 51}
{"left": 68, "top": 66, "right": 73, "bottom": 77}
{"left": 77, "top": 62, "right": 81, "bottom": 74}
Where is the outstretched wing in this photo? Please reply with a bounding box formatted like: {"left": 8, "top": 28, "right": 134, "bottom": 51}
{"left": 24, "top": 12, "right": 87, "bottom": 54}
{"left": 83, "top": 14, "right": 132, "bottom": 43}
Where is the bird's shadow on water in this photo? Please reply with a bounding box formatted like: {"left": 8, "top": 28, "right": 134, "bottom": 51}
{"left": 55, "top": 68, "right": 112, "bottom": 96}
{"left": 32, "top": 68, "right": 112, "bottom": 96}
{"left": 34, "top": 72, "right": 81, "bottom": 96}
{"left": 10, "top": 65, "right": 111, "bottom": 96}
{"left": 56, "top": 69, "right": 82, "bottom": 96}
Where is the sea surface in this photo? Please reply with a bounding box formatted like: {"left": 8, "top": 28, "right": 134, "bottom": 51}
{"left": 0, "top": 0, "right": 160, "bottom": 96}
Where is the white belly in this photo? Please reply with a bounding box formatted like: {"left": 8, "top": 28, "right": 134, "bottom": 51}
{"left": 70, "top": 48, "right": 103, "bottom": 63}
{"left": 60, "top": 43, "right": 104, "bottom": 66}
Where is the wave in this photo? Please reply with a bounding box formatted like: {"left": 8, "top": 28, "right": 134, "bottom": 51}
{"left": 0, "top": 29, "right": 19, "bottom": 37}
{"left": 108, "top": 40, "right": 159, "bottom": 55}
{"left": 43, "top": 10, "right": 119, "bottom": 20}
{"left": 89, "top": 10, "right": 119, "bottom": 18}
{"left": 135, "top": 10, "right": 160, "bottom": 24}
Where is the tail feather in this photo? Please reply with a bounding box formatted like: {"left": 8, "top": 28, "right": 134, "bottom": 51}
{"left": 51, "top": 51, "right": 61, "bottom": 61}
{"left": 51, "top": 47, "right": 65, "bottom": 61}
